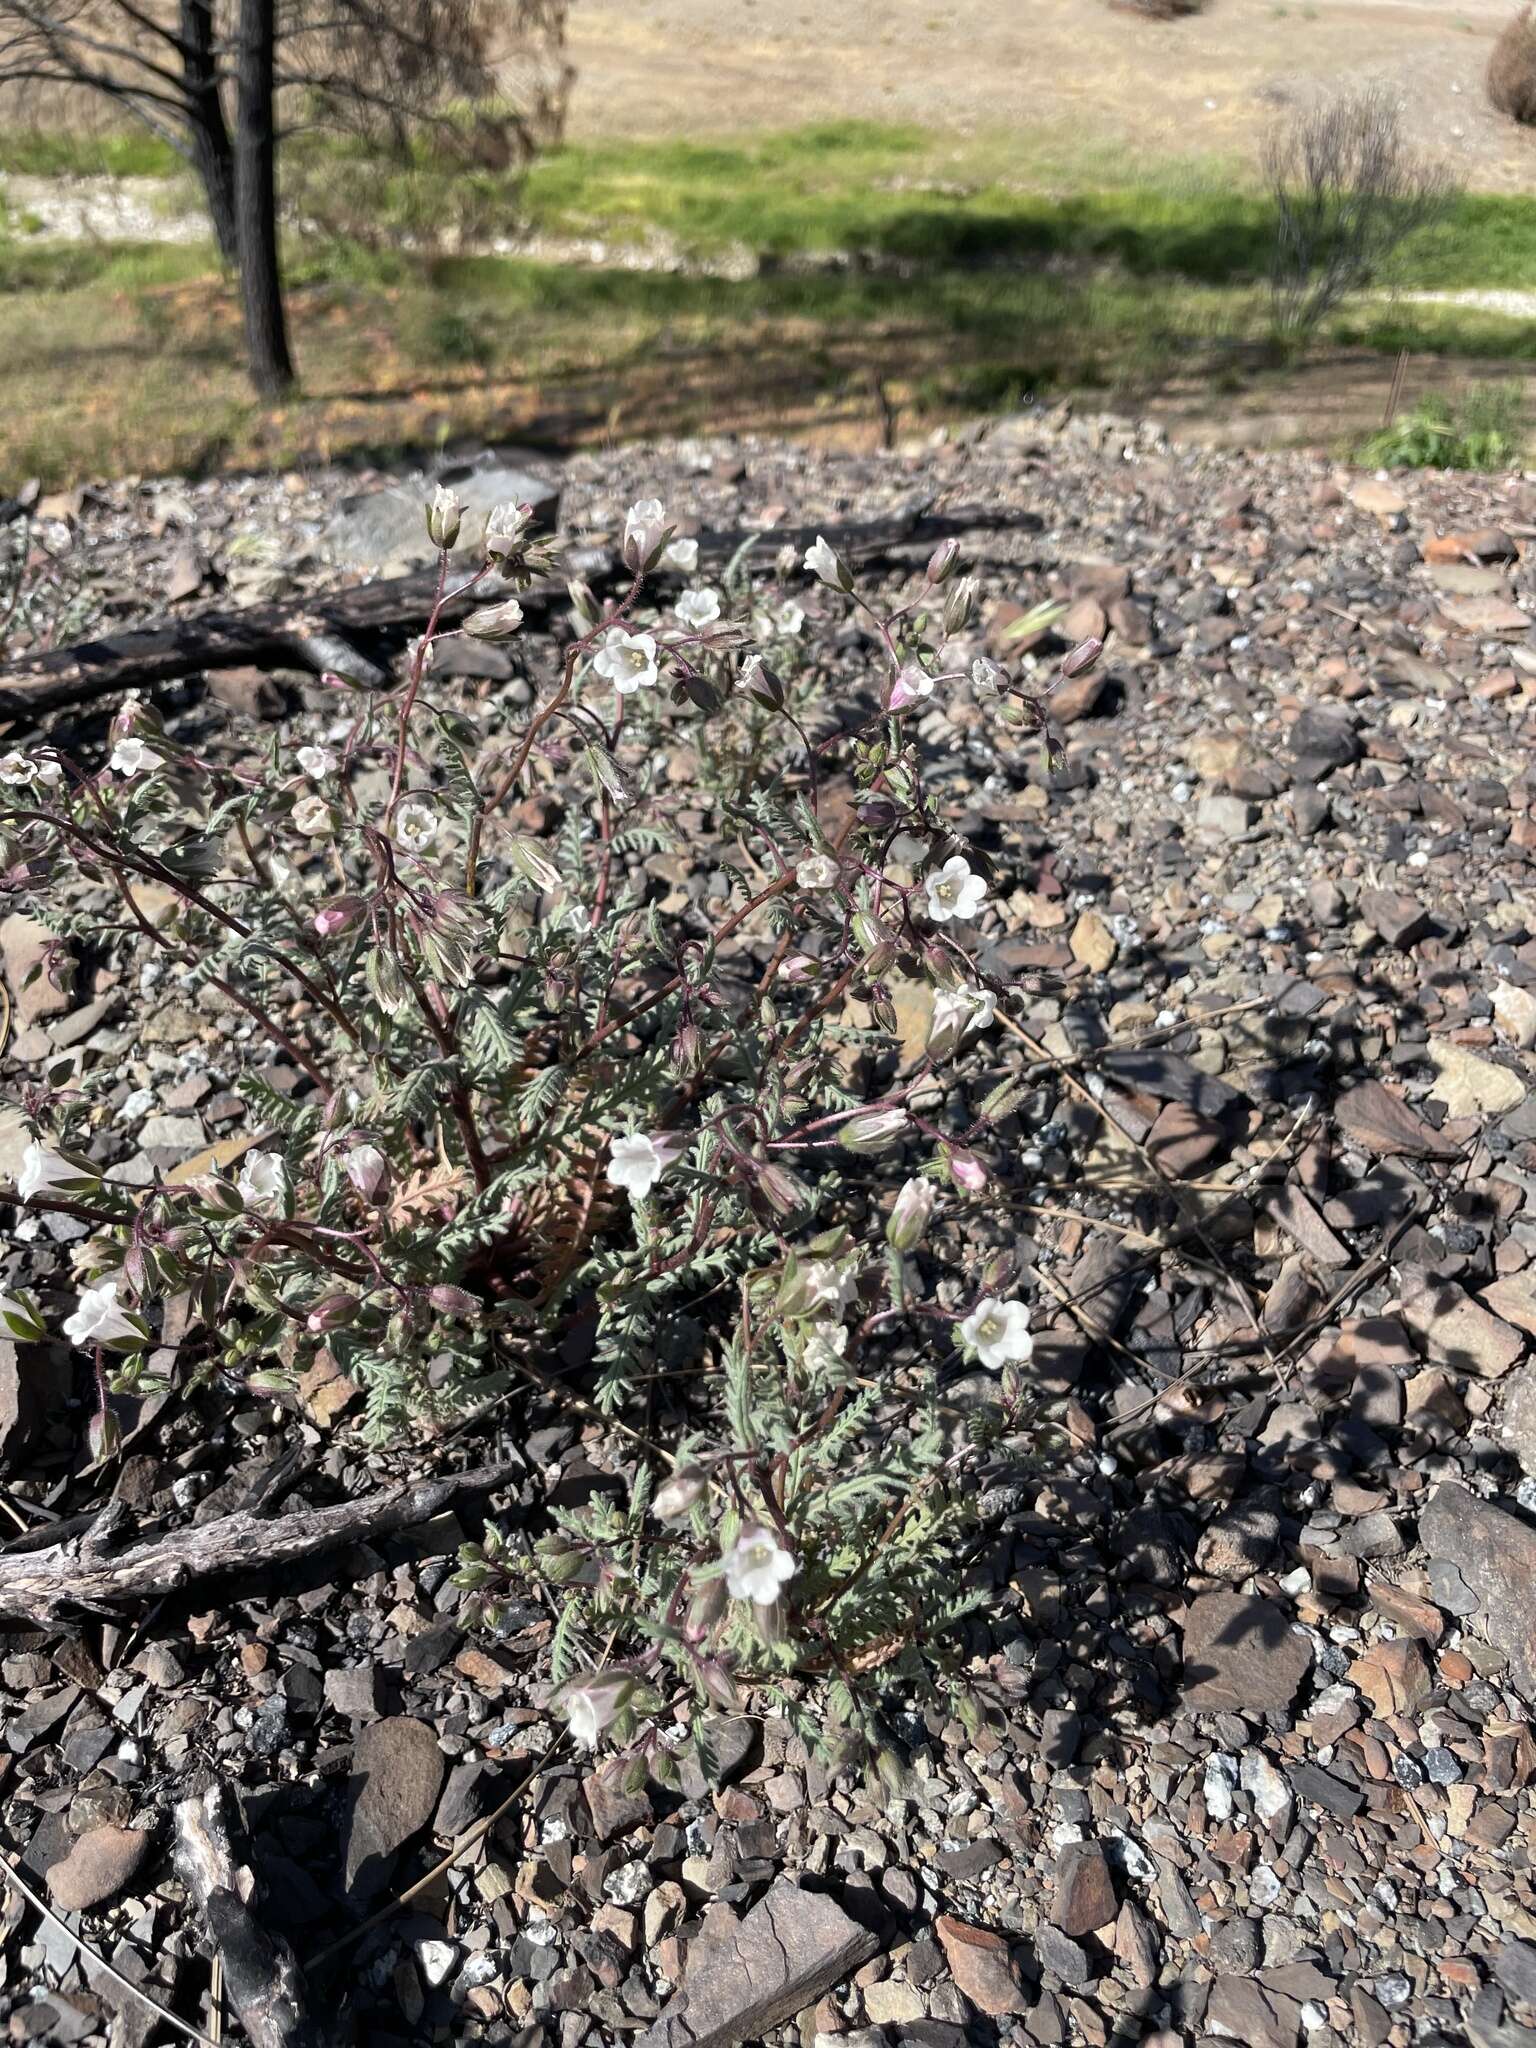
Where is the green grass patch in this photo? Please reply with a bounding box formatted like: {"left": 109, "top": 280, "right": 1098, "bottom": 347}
{"left": 0, "top": 127, "right": 179, "bottom": 178}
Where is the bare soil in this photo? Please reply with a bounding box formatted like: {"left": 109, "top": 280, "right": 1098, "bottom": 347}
{"left": 567, "top": 0, "right": 1535, "bottom": 187}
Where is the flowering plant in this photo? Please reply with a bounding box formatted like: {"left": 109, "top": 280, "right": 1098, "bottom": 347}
{"left": 1, "top": 492, "right": 1095, "bottom": 1771}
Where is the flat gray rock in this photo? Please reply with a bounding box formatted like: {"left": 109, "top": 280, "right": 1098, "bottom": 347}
{"left": 342, "top": 1715, "right": 445, "bottom": 1899}
{"left": 637, "top": 1880, "right": 878, "bottom": 2048}
{"left": 325, "top": 457, "right": 559, "bottom": 572}
{"left": 1419, "top": 1481, "right": 1536, "bottom": 1698}
{"left": 1181, "top": 1588, "right": 1312, "bottom": 1713}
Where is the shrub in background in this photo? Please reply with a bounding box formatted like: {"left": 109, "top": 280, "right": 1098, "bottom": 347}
{"left": 1265, "top": 86, "right": 1456, "bottom": 348}
{"left": 1489, "top": 5, "right": 1536, "bottom": 125}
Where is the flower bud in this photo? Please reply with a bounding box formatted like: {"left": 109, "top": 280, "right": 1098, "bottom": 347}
{"left": 689, "top": 1576, "right": 729, "bottom": 1632}
{"left": 313, "top": 895, "right": 364, "bottom": 940}
{"left": 839, "top": 1107, "right": 911, "bottom": 1155}
{"left": 925, "top": 537, "right": 962, "bottom": 584}
{"left": 851, "top": 914, "right": 895, "bottom": 979}
{"left": 428, "top": 1283, "right": 480, "bottom": 1316}
{"left": 695, "top": 1658, "right": 740, "bottom": 1711}
{"left": 463, "top": 597, "right": 525, "bottom": 641}
{"left": 673, "top": 1017, "right": 706, "bottom": 1077}
{"left": 87, "top": 1409, "right": 123, "bottom": 1461}
{"left": 507, "top": 839, "right": 563, "bottom": 893}
{"left": 653, "top": 1466, "right": 707, "bottom": 1520}
{"left": 746, "top": 1158, "right": 814, "bottom": 1226}
{"left": 426, "top": 484, "right": 463, "bottom": 551}
{"left": 777, "top": 953, "right": 817, "bottom": 984}
{"left": 343, "top": 1142, "right": 389, "bottom": 1201}
{"left": 568, "top": 578, "right": 601, "bottom": 629}
{"left": 886, "top": 1175, "right": 936, "bottom": 1252}
{"left": 943, "top": 576, "right": 977, "bottom": 638}
{"left": 193, "top": 1175, "right": 246, "bottom": 1219}
{"left": 945, "top": 1144, "right": 988, "bottom": 1192}
{"left": 737, "top": 654, "right": 785, "bottom": 711}
{"left": 306, "top": 1291, "right": 359, "bottom": 1334}
{"left": 803, "top": 533, "right": 853, "bottom": 592}
{"left": 1061, "top": 635, "right": 1104, "bottom": 680}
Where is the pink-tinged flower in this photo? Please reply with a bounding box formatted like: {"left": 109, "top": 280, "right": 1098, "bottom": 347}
{"left": 673, "top": 587, "right": 722, "bottom": 631}
{"left": 344, "top": 1143, "right": 388, "bottom": 1200}
{"left": 592, "top": 628, "right": 660, "bottom": 695}
{"left": 607, "top": 1131, "right": 685, "bottom": 1200}
{"left": 923, "top": 855, "right": 988, "bottom": 924}
{"left": 945, "top": 1144, "right": 988, "bottom": 1192}
{"left": 296, "top": 744, "right": 337, "bottom": 779}
{"left": 723, "top": 1526, "right": 797, "bottom": 1606}
{"left": 313, "top": 897, "right": 364, "bottom": 940}
{"left": 887, "top": 661, "right": 935, "bottom": 712}
{"left": 959, "top": 1296, "right": 1033, "bottom": 1369}
{"left": 62, "top": 1280, "right": 143, "bottom": 1349}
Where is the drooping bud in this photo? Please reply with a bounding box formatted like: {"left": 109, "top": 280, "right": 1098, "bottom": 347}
{"left": 87, "top": 1409, "right": 123, "bottom": 1461}
{"left": 343, "top": 1143, "right": 389, "bottom": 1201}
{"left": 306, "top": 1291, "right": 359, "bottom": 1334}
{"left": 673, "top": 1017, "right": 706, "bottom": 1076}
{"left": 507, "top": 839, "right": 563, "bottom": 893}
{"left": 695, "top": 1658, "right": 740, "bottom": 1710}
{"left": 653, "top": 1466, "right": 707, "bottom": 1520}
{"left": 425, "top": 483, "right": 463, "bottom": 551}
{"left": 970, "top": 655, "right": 1007, "bottom": 697}
{"left": 886, "top": 1175, "right": 936, "bottom": 1252}
{"left": 852, "top": 911, "right": 897, "bottom": 977}
{"left": 568, "top": 578, "right": 601, "bottom": 629}
{"left": 839, "top": 1106, "right": 910, "bottom": 1155}
{"left": 463, "top": 597, "right": 526, "bottom": 640}
{"left": 745, "top": 1158, "right": 814, "bottom": 1227}
{"left": 856, "top": 795, "right": 899, "bottom": 828}
{"left": 803, "top": 533, "right": 854, "bottom": 592}
{"left": 313, "top": 895, "right": 365, "bottom": 940}
{"left": 1060, "top": 635, "right": 1104, "bottom": 680}
{"left": 925, "top": 537, "right": 962, "bottom": 584}
{"left": 737, "top": 654, "right": 785, "bottom": 711}
{"left": 428, "top": 1283, "right": 480, "bottom": 1316}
